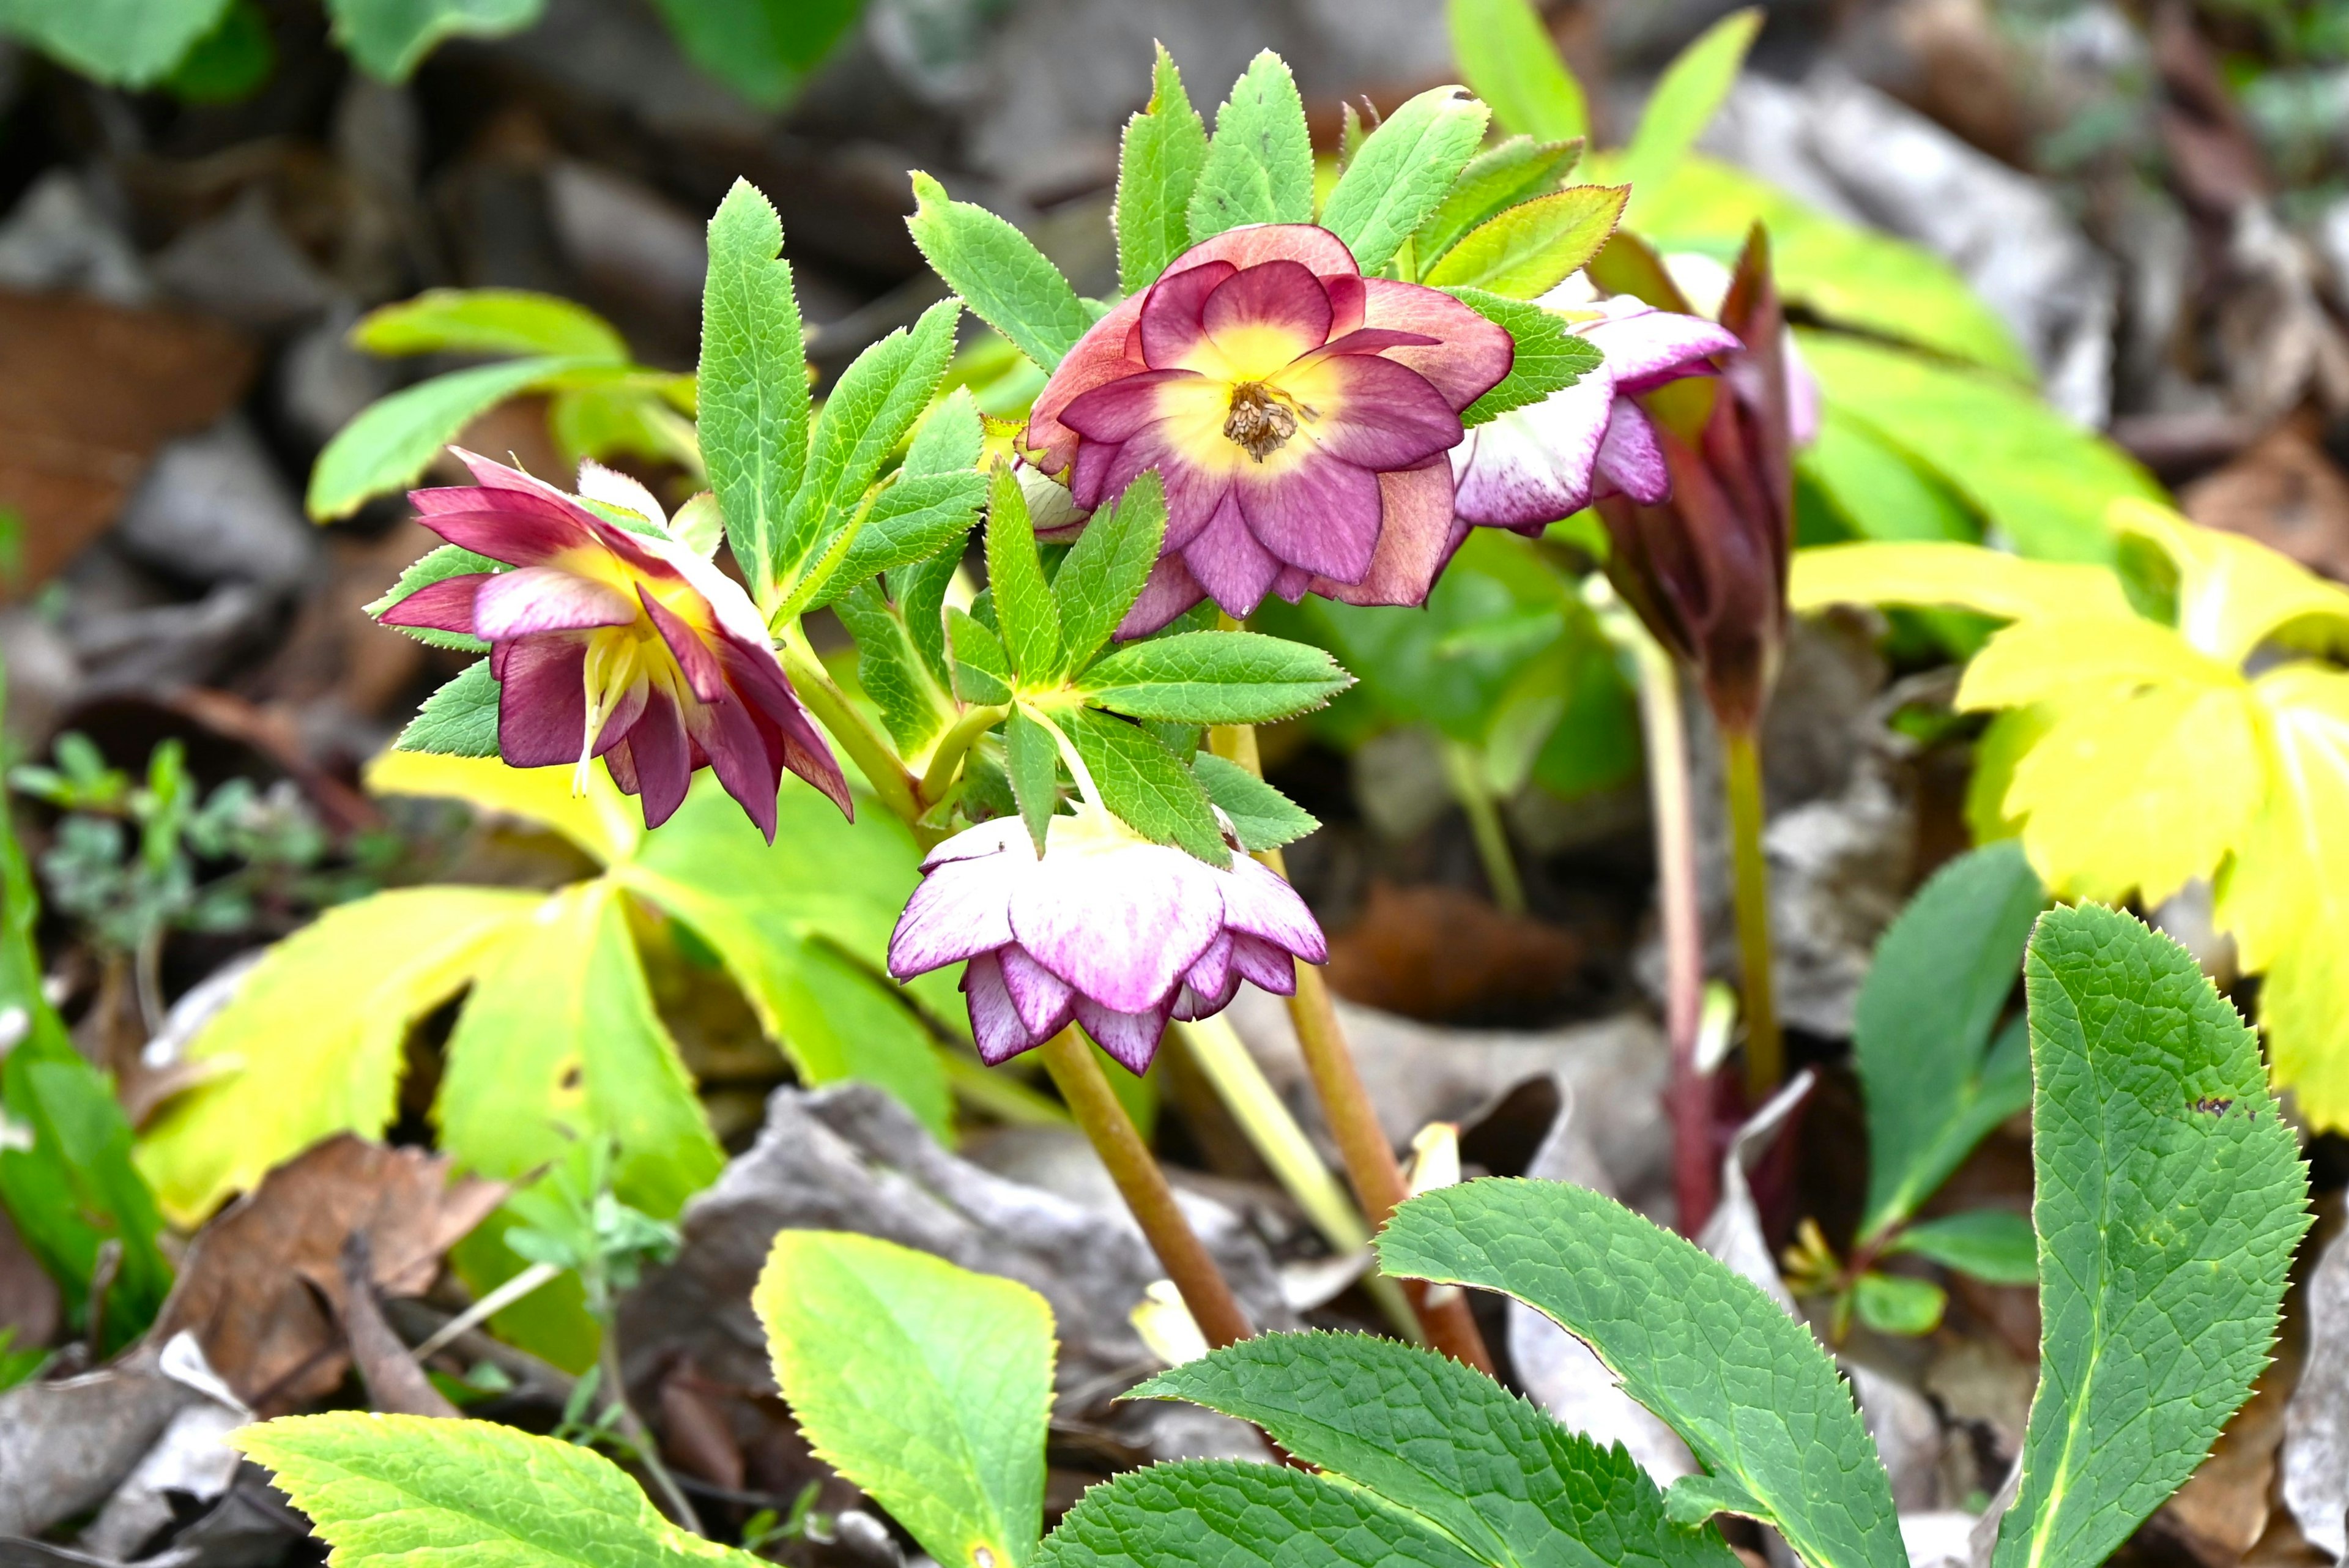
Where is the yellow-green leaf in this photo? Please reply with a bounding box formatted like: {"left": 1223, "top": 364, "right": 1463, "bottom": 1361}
{"left": 365, "top": 752, "right": 640, "bottom": 866}
{"left": 136, "top": 887, "right": 540, "bottom": 1224}
{"left": 1790, "top": 542, "right": 2132, "bottom": 624}
{"left": 2113, "top": 499, "right": 2349, "bottom": 664}
{"left": 1956, "top": 615, "right": 2239, "bottom": 712}
{"left": 1423, "top": 187, "right": 1627, "bottom": 299}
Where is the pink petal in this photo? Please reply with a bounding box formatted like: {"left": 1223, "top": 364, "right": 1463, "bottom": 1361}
{"left": 1115, "top": 555, "right": 1208, "bottom": 639}
{"left": 680, "top": 682, "right": 782, "bottom": 843}
{"left": 1291, "top": 354, "right": 1462, "bottom": 469}
{"left": 709, "top": 630, "right": 852, "bottom": 820}
{"left": 1073, "top": 996, "right": 1171, "bottom": 1075}
{"left": 1584, "top": 303, "right": 1740, "bottom": 394}
{"left": 1323, "top": 271, "right": 1367, "bottom": 337}
{"left": 1170, "top": 970, "right": 1243, "bottom": 1022}
{"left": 1783, "top": 333, "right": 1822, "bottom": 446}
{"left": 1184, "top": 929, "right": 1235, "bottom": 1000}
{"left": 1181, "top": 225, "right": 1359, "bottom": 277}
{"left": 1138, "top": 260, "right": 1238, "bottom": 368}
{"left": 1236, "top": 456, "right": 1382, "bottom": 584}
{"left": 1449, "top": 374, "right": 1614, "bottom": 529}
{"left": 922, "top": 816, "right": 1033, "bottom": 870}
{"left": 1218, "top": 856, "right": 1327, "bottom": 961}
{"left": 472, "top": 567, "right": 638, "bottom": 641}
{"left": 1357, "top": 280, "right": 1513, "bottom": 412}
{"left": 1202, "top": 260, "right": 1333, "bottom": 359}
{"left": 1008, "top": 841, "right": 1220, "bottom": 1013}
{"left": 408, "top": 497, "right": 595, "bottom": 568}
{"left": 618, "top": 686, "right": 693, "bottom": 828}
{"left": 1000, "top": 945, "right": 1078, "bottom": 1039}
{"left": 1307, "top": 464, "right": 1455, "bottom": 609}
{"left": 1594, "top": 400, "right": 1669, "bottom": 505}
{"left": 1229, "top": 932, "right": 1301, "bottom": 994}
{"left": 1062, "top": 369, "right": 1201, "bottom": 444}
{"left": 890, "top": 858, "right": 1017, "bottom": 977}
{"left": 964, "top": 952, "right": 1044, "bottom": 1065}
{"left": 493, "top": 637, "right": 588, "bottom": 768}
{"left": 1028, "top": 292, "right": 1151, "bottom": 475}
{"left": 378, "top": 573, "right": 492, "bottom": 636}
{"left": 1182, "top": 491, "right": 1285, "bottom": 620}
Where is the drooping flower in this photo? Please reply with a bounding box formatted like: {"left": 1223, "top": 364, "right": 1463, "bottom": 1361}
{"left": 1450, "top": 292, "right": 1742, "bottom": 532}
{"left": 380, "top": 450, "right": 848, "bottom": 840}
{"left": 1025, "top": 225, "right": 1513, "bottom": 634}
{"left": 886, "top": 803, "right": 1327, "bottom": 1073}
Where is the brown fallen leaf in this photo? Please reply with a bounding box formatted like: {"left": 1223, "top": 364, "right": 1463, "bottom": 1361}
{"left": 150, "top": 1135, "right": 505, "bottom": 1413}
{"left": 2164, "top": 1339, "right": 2298, "bottom": 1567}
{"left": 1324, "top": 880, "right": 1587, "bottom": 1022}
{"left": 0, "top": 290, "right": 254, "bottom": 598}
{"left": 2180, "top": 420, "right": 2349, "bottom": 584}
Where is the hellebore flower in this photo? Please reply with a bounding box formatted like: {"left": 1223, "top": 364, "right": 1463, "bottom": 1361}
{"left": 380, "top": 450, "right": 848, "bottom": 840}
{"left": 1450, "top": 292, "right": 1742, "bottom": 532}
{"left": 886, "top": 803, "right": 1327, "bottom": 1073}
{"left": 1594, "top": 231, "right": 1796, "bottom": 737}
{"left": 1025, "top": 224, "right": 1513, "bottom": 633}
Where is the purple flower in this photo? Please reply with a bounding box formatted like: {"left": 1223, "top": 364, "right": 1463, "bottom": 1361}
{"left": 1450, "top": 292, "right": 1742, "bottom": 532}
{"left": 380, "top": 450, "right": 848, "bottom": 840}
{"left": 1026, "top": 224, "right": 1513, "bottom": 634}
{"left": 886, "top": 805, "right": 1327, "bottom": 1073}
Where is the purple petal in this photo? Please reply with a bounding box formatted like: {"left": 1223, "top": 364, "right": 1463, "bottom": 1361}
{"left": 1236, "top": 456, "right": 1382, "bottom": 584}
{"left": 1008, "top": 841, "right": 1220, "bottom": 1013}
{"left": 1138, "top": 260, "right": 1238, "bottom": 368}
{"left": 379, "top": 573, "right": 491, "bottom": 636}
{"left": 1181, "top": 491, "right": 1285, "bottom": 621}
{"left": 1449, "top": 374, "right": 1614, "bottom": 529}
{"left": 709, "top": 630, "right": 852, "bottom": 820}
{"left": 1584, "top": 303, "right": 1740, "bottom": 394}
{"left": 409, "top": 497, "right": 595, "bottom": 568}
{"left": 1229, "top": 933, "right": 1301, "bottom": 995}
{"left": 1272, "top": 565, "right": 1314, "bottom": 603}
{"left": 681, "top": 682, "right": 782, "bottom": 843}
{"left": 1001, "top": 944, "right": 1077, "bottom": 1039}
{"left": 1184, "top": 929, "right": 1234, "bottom": 1001}
{"left": 1073, "top": 996, "right": 1171, "bottom": 1075}
{"left": 1028, "top": 288, "right": 1152, "bottom": 475}
{"left": 473, "top": 567, "right": 638, "bottom": 640}
{"left": 638, "top": 585, "right": 728, "bottom": 704}
{"left": 1288, "top": 354, "right": 1461, "bottom": 470}
{"left": 493, "top": 637, "right": 588, "bottom": 768}
{"left": 1298, "top": 327, "right": 1441, "bottom": 361}
{"left": 890, "top": 858, "right": 1017, "bottom": 978}
{"left": 1307, "top": 464, "right": 1455, "bottom": 610}
{"left": 1061, "top": 368, "right": 1203, "bottom": 444}
{"left": 1219, "top": 856, "right": 1327, "bottom": 961}
{"left": 922, "top": 816, "right": 1032, "bottom": 870}
{"left": 618, "top": 686, "right": 693, "bottom": 828}
{"left": 1170, "top": 969, "right": 1243, "bottom": 1021}
{"left": 1357, "top": 280, "right": 1514, "bottom": 412}
{"left": 1594, "top": 400, "right": 1669, "bottom": 505}
{"left": 1202, "top": 260, "right": 1332, "bottom": 360}
{"left": 964, "top": 952, "right": 1043, "bottom": 1066}
{"left": 1115, "top": 555, "right": 1208, "bottom": 639}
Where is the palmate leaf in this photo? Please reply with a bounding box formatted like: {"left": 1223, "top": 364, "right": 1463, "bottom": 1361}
{"left": 1064, "top": 707, "right": 1225, "bottom": 864}
{"left": 1053, "top": 470, "right": 1167, "bottom": 669}
{"left": 366, "top": 751, "right": 641, "bottom": 866}
{"left": 1445, "top": 288, "right": 1603, "bottom": 425}
{"left": 1137, "top": 1333, "right": 1739, "bottom": 1568}
{"left": 355, "top": 289, "right": 628, "bottom": 360}
{"left": 369, "top": 543, "right": 498, "bottom": 652}
{"left": 1379, "top": 1180, "right": 1903, "bottom": 1568}
{"left": 839, "top": 571, "right": 959, "bottom": 756}
{"left": 1991, "top": 906, "right": 2308, "bottom": 1568}
{"left": 645, "top": 0, "right": 861, "bottom": 109}
{"left": 0, "top": 0, "right": 226, "bottom": 86}
{"left": 1319, "top": 86, "right": 1490, "bottom": 274}
{"left": 700, "top": 180, "right": 809, "bottom": 594}
{"left": 986, "top": 464, "right": 1063, "bottom": 682}
{"left": 1416, "top": 137, "right": 1584, "bottom": 269}
{"left": 1798, "top": 407, "right": 1975, "bottom": 544}
{"left": 1187, "top": 50, "right": 1313, "bottom": 240}
{"left": 1190, "top": 754, "right": 1316, "bottom": 852}
{"left": 394, "top": 660, "right": 502, "bottom": 757}
{"left": 1116, "top": 44, "right": 1209, "bottom": 294}
{"left": 757, "top": 1233, "right": 1055, "bottom": 1568}
{"left": 1789, "top": 541, "right": 2134, "bottom": 624}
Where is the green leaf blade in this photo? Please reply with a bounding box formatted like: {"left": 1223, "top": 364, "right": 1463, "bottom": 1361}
{"left": 1041, "top": 1460, "right": 1486, "bottom": 1568}
{"left": 327, "top": 0, "right": 543, "bottom": 80}
{"left": 908, "top": 173, "right": 1090, "bottom": 374}
{"left": 1186, "top": 51, "right": 1314, "bottom": 240}
{"left": 1447, "top": 288, "right": 1603, "bottom": 425}
{"left": 1415, "top": 137, "right": 1584, "bottom": 269}
{"left": 1055, "top": 470, "right": 1168, "bottom": 671}
{"left": 1190, "top": 753, "right": 1317, "bottom": 852}
{"left": 1446, "top": 0, "right": 1587, "bottom": 143}
{"left": 306, "top": 356, "right": 591, "bottom": 521}
{"left": 395, "top": 660, "right": 502, "bottom": 757}
{"left": 1078, "top": 631, "right": 1351, "bottom": 724}
{"left": 1891, "top": 1211, "right": 2036, "bottom": 1286}
{"left": 700, "top": 179, "right": 809, "bottom": 594}
{"left": 1116, "top": 44, "right": 1209, "bottom": 293}
{"left": 355, "top": 289, "right": 627, "bottom": 360}
{"left": 1064, "top": 708, "right": 1225, "bottom": 863}
{"left": 986, "top": 466, "right": 1064, "bottom": 682}
{"left": 1618, "top": 8, "right": 1762, "bottom": 201}
{"left": 1424, "top": 187, "right": 1627, "bottom": 299}
{"left": 1320, "top": 86, "right": 1491, "bottom": 274}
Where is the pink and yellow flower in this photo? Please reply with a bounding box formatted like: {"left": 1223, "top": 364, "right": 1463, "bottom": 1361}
{"left": 1026, "top": 225, "right": 1513, "bottom": 634}
{"left": 886, "top": 804, "right": 1326, "bottom": 1074}
{"left": 380, "top": 450, "right": 848, "bottom": 840}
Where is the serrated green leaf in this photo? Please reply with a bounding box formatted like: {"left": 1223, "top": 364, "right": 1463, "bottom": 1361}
{"left": 1078, "top": 631, "right": 1350, "bottom": 724}
{"left": 908, "top": 173, "right": 1091, "bottom": 374}
{"left": 1852, "top": 1272, "right": 1946, "bottom": 1337}
{"left": 907, "top": 386, "right": 986, "bottom": 477}
{"left": 1618, "top": 8, "right": 1761, "bottom": 204}
{"left": 1320, "top": 86, "right": 1490, "bottom": 274}
{"left": 1425, "top": 187, "right": 1627, "bottom": 299}
{"left": 700, "top": 180, "right": 808, "bottom": 595}
{"left": 1891, "top": 1211, "right": 2037, "bottom": 1286}
{"left": 395, "top": 660, "right": 502, "bottom": 757}
{"left": 897, "top": 553, "right": 959, "bottom": 688}
{"left": 1190, "top": 753, "right": 1317, "bottom": 851}
{"left": 234, "top": 1412, "right": 746, "bottom": 1568}
{"left": 354, "top": 289, "right": 627, "bottom": 360}
{"left": 1991, "top": 905, "right": 2309, "bottom": 1568}
{"left": 1186, "top": 51, "right": 1313, "bottom": 240}
{"left": 1065, "top": 708, "right": 1225, "bottom": 864}
{"left": 1447, "top": 0, "right": 1587, "bottom": 143}
{"left": 1117, "top": 43, "right": 1209, "bottom": 294}
{"left": 1416, "top": 138, "right": 1585, "bottom": 272}
{"left": 135, "top": 887, "right": 540, "bottom": 1224}
{"left": 758, "top": 1232, "right": 1053, "bottom": 1568}
{"left": 839, "top": 582, "right": 956, "bottom": 754}
{"left": 436, "top": 879, "right": 721, "bottom": 1218}
{"left": 1042, "top": 1460, "right": 1485, "bottom": 1568}
{"left": 0, "top": 0, "right": 227, "bottom": 86}
{"left": 1446, "top": 288, "right": 1603, "bottom": 426}
{"left": 614, "top": 782, "right": 955, "bottom": 1139}
{"left": 1663, "top": 1474, "right": 1768, "bottom": 1531}
{"left": 1137, "top": 1332, "right": 1740, "bottom": 1568}
{"left": 986, "top": 465, "right": 1063, "bottom": 682}
{"left": 949, "top": 609, "right": 1014, "bottom": 705}
{"left": 812, "top": 470, "right": 987, "bottom": 607}
{"left": 1055, "top": 470, "right": 1167, "bottom": 671}
{"left": 1857, "top": 841, "right": 2046, "bottom": 1238}
{"left": 1379, "top": 1179, "right": 1903, "bottom": 1568}
{"left": 306, "top": 356, "right": 593, "bottom": 521}
{"left": 1004, "top": 710, "right": 1060, "bottom": 854}
{"left": 326, "top": 0, "right": 540, "bottom": 79}
{"left": 369, "top": 543, "right": 498, "bottom": 652}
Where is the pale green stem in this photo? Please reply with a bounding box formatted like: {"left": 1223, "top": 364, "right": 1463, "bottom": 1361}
{"left": 919, "top": 702, "right": 1010, "bottom": 805}
{"left": 777, "top": 627, "right": 921, "bottom": 824}
{"left": 1722, "top": 724, "right": 1782, "bottom": 1099}
{"left": 1439, "top": 739, "right": 1526, "bottom": 915}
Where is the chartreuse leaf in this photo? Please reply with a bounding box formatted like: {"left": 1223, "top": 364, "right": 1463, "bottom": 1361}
{"left": 701, "top": 179, "right": 809, "bottom": 594}
{"left": 1425, "top": 187, "right": 1627, "bottom": 299}
{"left": 1789, "top": 542, "right": 2134, "bottom": 624}
{"left": 1187, "top": 50, "right": 1313, "bottom": 240}
{"left": 369, "top": 543, "right": 499, "bottom": 652}
{"left": 1891, "top": 1211, "right": 2036, "bottom": 1285}
{"left": 908, "top": 173, "right": 1091, "bottom": 374}
{"left": 1798, "top": 407, "right": 1976, "bottom": 544}
{"left": 1797, "top": 332, "right": 2160, "bottom": 563}
{"left": 1190, "top": 753, "right": 1316, "bottom": 852}
{"left": 2113, "top": 497, "right": 2349, "bottom": 664}
{"left": 355, "top": 289, "right": 627, "bottom": 360}
{"left": 1065, "top": 708, "right": 1225, "bottom": 864}
{"left": 1379, "top": 1180, "right": 1903, "bottom": 1568}
{"left": 135, "top": 887, "right": 540, "bottom": 1224}
{"left": 817, "top": 469, "right": 988, "bottom": 601}
{"left": 326, "top": 0, "right": 540, "bottom": 80}
{"left": 1054, "top": 470, "right": 1167, "bottom": 669}
{"left": 1078, "top": 631, "right": 1349, "bottom": 724}
{"left": 1321, "top": 87, "right": 1490, "bottom": 274}
{"left": 436, "top": 879, "right": 722, "bottom": 1219}
{"left": 1617, "top": 8, "right": 1761, "bottom": 204}
{"left": 1446, "top": 288, "right": 1602, "bottom": 425}
{"left": 365, "top": 751, "right": 639, "bottom": 865}
{"left": 394, "top": 660, "right": 502, "bottom": 757}
{"left": 1137, "top": 1333, "right": 1740, "bottom": 1568}
{"left": 1042, "top": 1462, "right": 1485, "bottom": 1568}
{"left": 758, "top": 1233, "right": 1053, "bottom": 1568}
{"left": 1855, "top": 841, "right": 2045, "bottom": 1238}
{"left": 306, "top": 356, "right": 597, "bottom": 521}
{"left": 1446, "top": 0, "right": 1586, "bottom": 143}
{"left": 987, "top": 464, "right": 1063, "bottom": 682}
{"left": 613, "top": 782, "right": 954, "bottom": 1139}
{"left": 1004, "top": 710, "right": 1061, "bottom": 854}
{"left": 1117, "top": 43, "right": 1208, "bottom": 294}
{"left": 1991, "top": 905, "right": 2309, "bottom": 1568}
{"left": 234, "top": 1413, "right": 748, "bottom": 1568}
{"left": 0, "top": 0, "right": 226, "bottom": 85}
{"left": 1416, "top": 138, "right": 1584, "bottom": 269}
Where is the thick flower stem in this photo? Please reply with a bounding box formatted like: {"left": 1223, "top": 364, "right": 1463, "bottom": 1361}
{"left": 1721, "top": 723, "right": 1782, "bottom": 1100}
{"left": 919, "top": 702, "right": 1011, "bottom": 806}
{"left": 1440, "top": 740, "right": 1526, "bottom": 916}
{"left": 1037, "top": 1028, "right": 1255, "bottom": 1349}
{"left": 777, "top": 631, "right": 922, "bottom": 824}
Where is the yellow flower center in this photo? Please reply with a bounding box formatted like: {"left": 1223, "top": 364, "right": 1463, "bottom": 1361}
{"left": 1222, "top": 382, "right": 1300, "bottom": 461}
